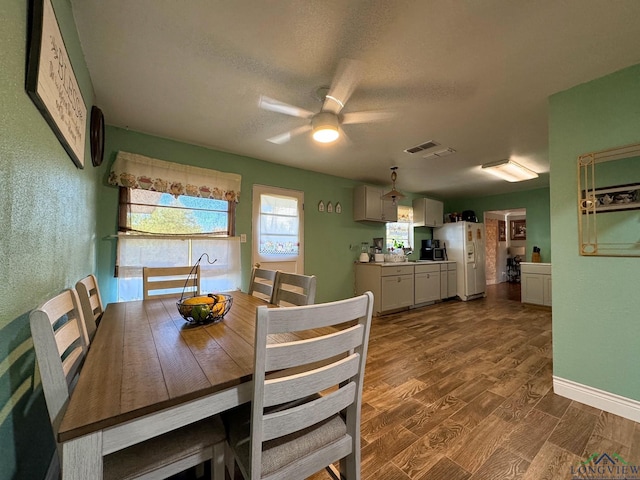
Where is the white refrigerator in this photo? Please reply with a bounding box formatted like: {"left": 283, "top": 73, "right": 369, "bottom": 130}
{"left": 434, "top": 222, "right": 486, "bottom": 301}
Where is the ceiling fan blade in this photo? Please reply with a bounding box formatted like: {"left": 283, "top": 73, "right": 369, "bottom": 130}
{"left": 323, "top": 59, "right": 364, "bottom": 114}
{"left": 266, "top": 124, "right": 312, "bottom": 144}
{"left": 259, "top": 96, "right": 314, "bottom": 119}
{"left": 341, "top": 110, "right": 394, "bottom": 125}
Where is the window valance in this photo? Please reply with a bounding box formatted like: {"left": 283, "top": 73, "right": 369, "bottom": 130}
{"left": 108, "top": 151, "right": 241, "bottom": 202}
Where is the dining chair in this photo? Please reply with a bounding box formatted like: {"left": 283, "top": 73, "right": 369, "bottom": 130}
{"left": 30, "top": 289, "right": 227, "bottom": 480}
{"left": 223, "top": 291, "right": 374, "bottom": 480}
{"left": 270, "top": 272, "right": 317, "bottom": 306}
{"left": 75, "top": 274, "right": 104, "bottom": 342}
{"left": 143, "top": 265, "right": 200, "bottom": 300}
{"left": 248, "top": 267, "right": 279, "bottom": 303}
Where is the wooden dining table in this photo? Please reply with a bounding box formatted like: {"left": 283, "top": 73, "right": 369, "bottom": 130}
{"left": 57, "top": 290, "right": 274, "bottom": 479}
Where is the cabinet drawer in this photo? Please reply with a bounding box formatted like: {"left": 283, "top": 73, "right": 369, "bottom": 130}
{"left": 380, "top": 265, "right": 414, "bottom": 276}
{"left": 414, "top": 264, "right": 440, "bottom": 275}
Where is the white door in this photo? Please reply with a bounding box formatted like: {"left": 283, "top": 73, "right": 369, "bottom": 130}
{"left": 252, "top": 185, "right": 304, "bottom": 274}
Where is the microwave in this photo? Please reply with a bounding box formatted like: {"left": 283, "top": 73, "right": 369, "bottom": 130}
{"left": 421, "top": 247, "right": 445, "bottom": 261}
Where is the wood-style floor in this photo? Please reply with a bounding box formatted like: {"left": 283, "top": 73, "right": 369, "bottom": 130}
{"left": 301, "top": 282, "right": 640, "bottom": 480}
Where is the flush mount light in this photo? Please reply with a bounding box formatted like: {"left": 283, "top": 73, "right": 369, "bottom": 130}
{"left": 382, "top": 166, "right": 405, "bottom": 205}
{"left": 481, "top": 159, "right": 539, "bottom": 182}
{"left": 311, "top": 112, "right": 339, "bottom": 143}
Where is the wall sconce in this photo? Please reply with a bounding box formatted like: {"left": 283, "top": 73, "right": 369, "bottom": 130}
{"left": 481, "top": 159, "right": 538, "bottom": 182}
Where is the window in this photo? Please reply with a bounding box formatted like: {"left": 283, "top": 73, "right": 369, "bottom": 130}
{"left": 116, "top": 188, "right": 240, "bottom": 301}
{"left": 258, "top": 194, "right": 299, "bottom": 255}
{"left": 120, "top": 188, "right": 234, "bottom": 235}
{"left": 386, "top": 205, "right": 413, "bottom": 251}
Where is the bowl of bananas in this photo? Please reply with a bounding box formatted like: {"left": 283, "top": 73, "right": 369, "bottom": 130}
{"left": 177, "top": 293, "right": 233, "bottom": 324}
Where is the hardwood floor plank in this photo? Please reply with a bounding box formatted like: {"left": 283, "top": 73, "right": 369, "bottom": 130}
{"left": 468, "top": 447, "right": 529, "bottom": 480}
{"left": 504, "top": 409, "right": 559, "bottom": 462}
{"left": 591, "top": 411, "right": 636, "bottom": 447}
{"left": 448, "top": 414, "right": 515, "bottom": 473}
{"left": 417, "top": 457, "right": 471, "bottom": 480}
{"left": 520, "top": 441, "right": 581, "bottom": 480}
{"left": 547, "top": 405, "right": 599, "bottom": 455}
{"left": 534, "top": 389, "right": 572, "bottom": 418}
{"left": 449, "top": 390, "right": 505, "bottom": 429}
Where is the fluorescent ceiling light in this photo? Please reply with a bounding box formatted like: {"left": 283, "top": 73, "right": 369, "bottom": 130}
{"left": 312, "top": 112, "right": 339, "bottom": 143}
{"left": 481, "top": 159, "right": 539, "bottom": 182}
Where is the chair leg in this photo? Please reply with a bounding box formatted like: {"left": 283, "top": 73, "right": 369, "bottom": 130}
{"left": 212, "top": 441, "right": 225, "bottom": 479}
{"left": 224, "top": 443, "right": 236, "bottom": 479}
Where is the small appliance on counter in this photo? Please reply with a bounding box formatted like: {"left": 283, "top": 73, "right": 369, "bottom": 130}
{"left": 359, "top": 242, "right": 370, "bottom": 263}
{"left": 420, "top": 239, "right": 445, "bottom": 261}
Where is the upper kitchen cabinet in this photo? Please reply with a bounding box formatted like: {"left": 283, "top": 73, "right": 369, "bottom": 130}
{"left": 353, "top": 185, "right": 397, "bottom": 222}
{"left": 412, "top": 197, "right": 444, "bottom": 227}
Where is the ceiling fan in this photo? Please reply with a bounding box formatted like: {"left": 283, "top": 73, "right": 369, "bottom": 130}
{"left": 259, "top": 59, "right": 392, "bottom": 145}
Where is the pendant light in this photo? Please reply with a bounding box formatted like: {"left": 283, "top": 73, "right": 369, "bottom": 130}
{"left": 382, "top": 166, "right": 405, "bottom": 205}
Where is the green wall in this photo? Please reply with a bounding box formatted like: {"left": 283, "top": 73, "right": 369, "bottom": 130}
{"left": 444, "top": 187, "right": 552, "bottom": 262}
{"left": 0, "top": 0, "right": 97, "bottom": 478}
{"left": 549, "top": 64, "right": 640, "bottom": 400}
{"left": 96, "top": 127, "right": 422, "bottom": 305}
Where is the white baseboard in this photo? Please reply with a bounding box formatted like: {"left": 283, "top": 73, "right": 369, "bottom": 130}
{"left": 45, "top": 451, "right": 60, "bottom": 480}
{"left": 553, "top": 376, "right": 640, "bottom": 422}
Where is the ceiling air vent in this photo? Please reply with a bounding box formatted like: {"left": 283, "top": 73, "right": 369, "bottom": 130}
{"left": 404, "top": 140, "right": 440, "bottom": 154}
{"left": 423, "top": 147, "right": 456, "bottom": 160}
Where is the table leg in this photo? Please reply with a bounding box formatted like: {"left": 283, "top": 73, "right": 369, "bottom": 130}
{"left": 61, "top": 431, "right": 102, "bottom": 480}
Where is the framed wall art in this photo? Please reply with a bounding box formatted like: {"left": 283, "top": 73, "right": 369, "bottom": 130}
{"left": 26, "top": 0, "right": 87, "bottom": 168}
{"left": 510, "top": 219, "right": 526, "bottom": 240}
{"left": 498, "top": 220, "right": 506, "bottom": 241}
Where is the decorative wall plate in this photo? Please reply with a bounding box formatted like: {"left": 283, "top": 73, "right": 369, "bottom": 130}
{"left": 335, "top": 202, "right": 342, "bottom": 214}
{"left": 318, "top": 200, "right": 325, "bottom": 212}
{"left": 90, "top": 106, "right": 105, "bottom": 167}
{"left": 327, "top": 201, "right": 333, "bottom": 213}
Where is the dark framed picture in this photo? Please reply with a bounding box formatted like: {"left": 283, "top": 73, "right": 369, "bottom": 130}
{"left": 581, "top": 183, "right": 640, "bottom": 213}
{"left": 510, "top": 219, "right": 526, "bottom": 240}
{"left": 498, "top": 220, "right": 506, "bottom": 241}
{"left": 26, "top": 0, "right": 87, "bottom": 168}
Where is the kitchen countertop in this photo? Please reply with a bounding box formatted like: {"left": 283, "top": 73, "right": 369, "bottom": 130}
{"left": 356, "top": 260, "right": 454, "bottom": 266}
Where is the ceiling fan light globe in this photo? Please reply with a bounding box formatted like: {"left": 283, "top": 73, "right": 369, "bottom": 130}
{"left": 312, "top": 126, "right": 339, "bottom": 143}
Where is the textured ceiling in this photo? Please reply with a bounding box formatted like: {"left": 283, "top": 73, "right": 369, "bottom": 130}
{"left": 71, "top": 0, "right": 640, "bottom": 199}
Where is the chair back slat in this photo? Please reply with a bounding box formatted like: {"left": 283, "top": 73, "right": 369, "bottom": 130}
{"left": 264, "top": 354, "right": 359, "bottom": 408}
{"left": 75, "top": 274, "right": 104, "bottom": 341}
{"left": 271, "top": 272, "right": 316, "bottom": 306}
{"left": 55, "top": 317, "right": 83, "bottom": 357}
{"left": 143, "top": 266, "right": 200, "bottom": 300}
{"left": 262, "top": 383, "right": 356, "bottom": 442}
{"left": 266, "top": 324, "right": 363, "bottom": 371}
{"left": 248, "top": 267, "right": 278, "bottom": 302}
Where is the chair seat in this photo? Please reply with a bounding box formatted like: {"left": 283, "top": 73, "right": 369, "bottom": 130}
{"left": 225, "top": 403, "right": 347, "bottom": 477}
{"left": 104, "top": 416, "right": 226, "bottom": 480}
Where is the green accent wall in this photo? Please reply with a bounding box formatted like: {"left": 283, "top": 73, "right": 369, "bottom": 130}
{"left": 96, "top": 127, "right": 421, "bottom": 305}
{"left": 0, "top": 0, "right": 97, "bottom": 478}
{"left": 444, "top": 188, "right": 552, "bottom": 262}
{"left": 549, "top": 64, "right": 640, "bottom": 400}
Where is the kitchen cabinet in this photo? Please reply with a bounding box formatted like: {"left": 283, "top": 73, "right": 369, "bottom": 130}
{"left": 415, "top": 264, "right": 440, "bottom": 305}
{"left": 355, "top": 264, "right": 413, "bottom": 315}
{"left": 353, "top": 185, "right": 397, "bottom": 222}
{"left": 520, "top": 263, "right": 552, "bottom": 306}
{"left": 447, "top": 263, "right": 457, "bottom": 298}
{"left": 412, "top": 197, "right": 444, "bottom": 227}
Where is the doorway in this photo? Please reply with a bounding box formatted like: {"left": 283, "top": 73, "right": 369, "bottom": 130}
{"left": 483, "top": 209, "right": 526, "bottom": 285}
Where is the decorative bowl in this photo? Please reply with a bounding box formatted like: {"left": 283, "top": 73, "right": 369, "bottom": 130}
{"left": 176, "top": 294, "right": 233, "bottom": 324}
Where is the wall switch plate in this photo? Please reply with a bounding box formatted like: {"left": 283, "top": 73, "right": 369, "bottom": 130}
{"left": 240, "top": 234, "right": 247, "bottom": 243}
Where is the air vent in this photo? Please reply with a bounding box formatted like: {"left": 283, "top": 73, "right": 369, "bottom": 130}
{"left": 423, "top": 147, "right": 456, "bottom": 160}
{"left": 404, "top": 140, "right": 440, "bottom": 154}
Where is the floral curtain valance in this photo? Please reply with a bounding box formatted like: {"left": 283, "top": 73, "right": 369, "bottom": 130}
{"left": 108, "top": 151, "right": 242, "bottom": 202}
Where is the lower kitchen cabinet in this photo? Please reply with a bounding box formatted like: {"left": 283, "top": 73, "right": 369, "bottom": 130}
{"left": 382, "top": 273, "right": 415, "bottom": 311}
{"left": 415, "top": 264, "right": 440, "bottom": 305}
{"left": 447, "top": 264, "right": 457, "bottom": 298}
{"left": 520, "top": 262, "right": 552, "bottom": 306}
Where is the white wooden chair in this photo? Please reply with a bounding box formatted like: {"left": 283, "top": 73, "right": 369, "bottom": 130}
{"left": 30, "top": 289, "right": 226, "bottom": 480}
{"left": 143, "top": 265, "right": 200, "bottom": 300}
{"left": 224, "top": 291, "right": 374, "bottom": 480}
{"left": 75, "top": 274, "right": 104, "bottom": 342}
{"left": 271, "top": 272, "right": 317, "bottom": 306}
{"left": 248, "top": 267, "right": 279, "bottom": 303}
